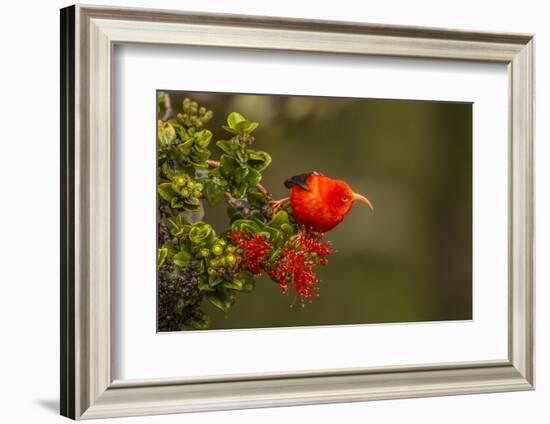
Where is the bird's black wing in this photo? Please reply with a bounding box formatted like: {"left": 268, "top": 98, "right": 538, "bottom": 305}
{"left": 284, "top": 171, "right": 322, "bottom": 191}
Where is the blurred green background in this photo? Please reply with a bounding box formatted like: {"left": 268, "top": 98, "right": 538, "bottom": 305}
{"left": 162, "top": 90, "right": 472, "bottom": 329}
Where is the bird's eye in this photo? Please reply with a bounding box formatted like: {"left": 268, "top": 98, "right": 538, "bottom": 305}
{"left": 341, "top": 195, "right": 349, "bottom": 202}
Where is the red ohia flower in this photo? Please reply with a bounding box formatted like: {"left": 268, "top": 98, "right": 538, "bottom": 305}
{"left": 229, "top": 230, "right": 272, "bottom": 276}
{"left": 229, "top": 227, "right": 334, "bottom": 306}
{"left": 267, "top": 227, "right": 334, "bottom": 306}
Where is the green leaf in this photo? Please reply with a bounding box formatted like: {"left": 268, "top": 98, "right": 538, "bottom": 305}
{"left": 190, "top": 146, "right": 211, "bottom": 164}
{"left": 173, "top": 248, "right": 192, "bottom": 267}
{"left": 235, "top": 149, "right": 249, "bottom": 164}
{"left": 208, "top": 276, "right": 224, "bottom": 287}
{"left": 206, "top": 292, "right": 228, "bottom": 313}
{"left": 246, "top": 168, "right": 262, "bottom": 186}
{"left": 175, "top": 127, "right": 187, "bottom": 141}
{"left": 158, "top": 121, "right": 176, "bottom": 146}
{"left": 231, "top": 182, "right": 248, "bottom": 198}
{"left": 220, "top": 154, "right": 239, "bottom": 178}
{"left": 167, "top": 215, "right": 190, "bottom": 237}
{"left": 222, "top": 125, "right": 240, "bottom": 135}
{"left": 222, "top": 278, "right": 244, "bottom": 291}
{"left": 168, "top": 118, "right": 183, "bottom": 131}
{"left": 252, "top": 217, "right": 278, "bottom": 239}
{"left": 235, "top": 120, "right": 259, "bottom": 133}
{"left": 158, "top": 182, "right": 178, "bottom": 201}
{"left": 188, "top": 222, "right": 215, "bottom": 245}
{"left": 198, "top": 279, "right": 215, "bottom": 292}
{"left": 241, "top": 272, "right": 256, "bottom": 293}
{"left": 161, "top": 161, "right": 187, "bottom": 181}
{"left": 204, "top": 179, "right": 226, "bottom": 207}
{"left": 170, "top": 225, "right": 186, "bottom": 237}
{"left": 182, "top": 203, "right": 200, "bottom": 212}
{"left": 170, "top": 197, "right": 184, "bottom": 208}
{"left": 185, "top": 197, "right": 201, "bottom": 207}
{"left": 247, "top": 150, "right": 272, "bottom": 172}
{"left": 160, "top": 242, "right": 179, "bottom": 258}
{"left": 247, "top": 191, "right": 268, "bottom": 208}
{"left": 270, "top": 210, "right": 290, "bottom": 229}
{"left": 195, "top": 258, "right": 205, "bottom": 274}
{"left": 177, "top": 139, "right": 194, "bottom": 156}
{"left": 218, "top": 287, "right": 236, "bottom": 310}
{"left": 157, "top": 247, "right": 168, "bottom": 270}
{"left": 227, "top": 112, "right": 247, "bottom": 130}
{"left": 234, "top": 166, "right": 250, "bottom": 184}
{"left": 216, "top": 139, "right": 238, "bottom": 155}
{"left": 195, "top": 167, "right": 211, "bottom": 180}
{"left": 250, "top": 210, "right": 264, "bottom": 221}
{"left": 223, "top": 273, "right": 253, "bottom": 292}
{"left": 187, "top": 309, "right": 211, "bottom": 329}
{"left": 195, "top": 130, "right": 212, "bottom": 148}
{"left": 227, "top": 205, "right": 243, "bottom": 223}
{"left": 208, "top": 167, "right": 222, "bottom": 178}
{"left": 280, "top": 223, "right": 296, "bottom": 235}
{"left": 231, "top": 219, "right": 260, "bottom": 233}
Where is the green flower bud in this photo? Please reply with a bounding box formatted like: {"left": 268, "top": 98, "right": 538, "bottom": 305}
{"left": 200, "top": 248, "right": 210, "bottom": 258}
{"left": 183, "top": 98, "right": 191, "bottom": 111}
{"left": 192, "top": 189, "right": 201, "bottom": 198}
{"left": 199, "top": 106, "right": 206, "bottom": 116}
{"left": 194, "top": 183, "right": 203, "bottom": 191}
{"left": 207, "top": 267, "right": 216, "bottom": 275}
{"left": 187, "top": 181, "right": 195, "bottom": 189}
{"left": 209, "top": 258, "right": 219, "bottom": 267}
{"left": 226, "top": 254, "right": 236, "bottom": 266}
{"left": 174, "top": 175, "right": 186, "bottom": 186}
{"left": 218, "top": 239, "right": 227, "bottom": 247}
{"left": 201, "top": 111, "right": 213, "bottom": 123}
{"left": 181, "top": 188, "right": 190, "bottom": 198}
{"left": 226, "top": 245, "right": 236, "bottom": 253}
{"left": 212, "top": 244, "right": 224, "bottom": 256}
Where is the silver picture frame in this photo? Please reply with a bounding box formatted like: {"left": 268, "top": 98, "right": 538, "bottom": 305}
{"left": 60, "top": 4, "right": 535, "bottom": 420}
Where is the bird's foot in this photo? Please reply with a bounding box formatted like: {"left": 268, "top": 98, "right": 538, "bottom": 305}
{"left": 269, "top": 197, "right": 290, "bottom": 213}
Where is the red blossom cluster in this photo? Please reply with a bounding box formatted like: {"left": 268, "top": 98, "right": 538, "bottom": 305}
{"left": 267, "top": 228, "right": 334, "bottom": 306}
{"left": 229, "top": 230, "right": 272, "bottom": 276}
{"left": 228, "top": 227, "right": 334, "bottom": 306}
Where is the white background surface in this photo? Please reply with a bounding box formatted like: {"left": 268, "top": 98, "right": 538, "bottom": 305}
{"left": 0, "top": 0, "right": 547, "bottom": 423}
{"left": 114, "top": 45, "right": 508, "bottom": 380}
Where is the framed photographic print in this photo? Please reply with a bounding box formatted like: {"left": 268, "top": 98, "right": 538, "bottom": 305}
{"left": 60, "top": 4, "right": 534, "bottom": 420}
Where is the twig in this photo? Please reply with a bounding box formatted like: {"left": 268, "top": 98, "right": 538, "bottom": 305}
{"left": 206, "top": 159, "right": 221, "bottom": 168}
{"left": 162, "top": 92, "right": 173, "bottom": 121}
{"left": 256, "top": 184, "right": 270, "bottom": 198}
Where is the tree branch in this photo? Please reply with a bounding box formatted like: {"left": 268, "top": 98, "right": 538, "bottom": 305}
{"left": 206, "top": 159, "right": 274, "bottom": 201}
{"left": 162, "top": 92, "right": 174, "bottom": 121}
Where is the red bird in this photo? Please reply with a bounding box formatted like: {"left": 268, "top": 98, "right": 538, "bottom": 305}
{"left": 284, "top": 172, "right": 373, "bottom": 233}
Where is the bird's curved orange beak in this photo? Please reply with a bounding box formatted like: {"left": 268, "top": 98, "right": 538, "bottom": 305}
{"left": 352, "top": 192, "right": 374, "bottom": 210}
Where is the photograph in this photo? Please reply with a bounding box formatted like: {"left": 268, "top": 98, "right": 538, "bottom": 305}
{"left": 55, "top": 3, "right": 536, "bottom": 420}
{"left": 156, "top": 90, "right": 473, "bottom": 332}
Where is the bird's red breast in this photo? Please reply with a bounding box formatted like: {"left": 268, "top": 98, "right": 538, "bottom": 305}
{"left": 285, "top": 172, "right": 373, "bottom": 233}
